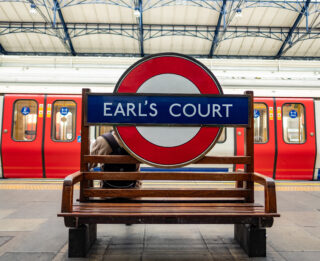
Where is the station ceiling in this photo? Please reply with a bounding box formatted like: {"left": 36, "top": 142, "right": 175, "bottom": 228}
{"left": 0, "top": 0, "right": 319, "bottom": 60}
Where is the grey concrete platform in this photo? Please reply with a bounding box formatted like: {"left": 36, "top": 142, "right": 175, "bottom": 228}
{"left": 0, "top": 180, "right": 319, "bottom": 260}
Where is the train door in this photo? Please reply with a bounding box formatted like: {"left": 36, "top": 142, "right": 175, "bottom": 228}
{"left": 236, "top": 98, "right": 276, "bottom": 177}
{"left": 1, "top": 94, "right": 45, "bottom": 178}
{"left": 44, "top": 95, "right": 81, "bottom": 178}
{"left": 0, "top": 95, "right": 3, "bottom": 178}
{"left": 274, "top": 98, "right": 316, "bottom": 180}
{"left": 314, "top": 100, "right": 320, "bottom": 180}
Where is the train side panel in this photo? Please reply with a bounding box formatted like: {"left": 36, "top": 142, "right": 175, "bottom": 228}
{"left": 1, "top": 94, "right": 45, "bottom": 178}
{"left": 236, "top": 98, "right": 276, "bottom": 177}
{"left": 44, "top": 95, "right": 81, "bottom": 178}
{"left": 314, "top": 100, "right": 320, "bottom": 180}
{"left": 0, "top": 95, "right": 3, "bottom": 178}
{"left": 274, "top": 98, "right": 316, "bottom": 180}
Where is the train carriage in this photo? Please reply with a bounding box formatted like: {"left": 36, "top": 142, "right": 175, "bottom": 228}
{"left": 1, "top": 93, "right": 319, "bottom": 180}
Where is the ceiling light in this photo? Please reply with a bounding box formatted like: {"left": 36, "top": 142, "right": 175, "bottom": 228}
{"left": 30, "top": 3, "right": 37, "bottom": 14}
{"left": 134, "top": 8, "right": 140, "bottom": 18}
{"left": 235, "top": 8, "right": 242, "bottom": 18}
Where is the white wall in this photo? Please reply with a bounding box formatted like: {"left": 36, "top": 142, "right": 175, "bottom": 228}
{"left": 0, "top": 56, "right": 320, "bottom": 96}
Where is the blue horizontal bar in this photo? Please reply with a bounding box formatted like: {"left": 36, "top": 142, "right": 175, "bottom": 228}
{"left": 87, "top": 94, "right": 249, "bottom": 126}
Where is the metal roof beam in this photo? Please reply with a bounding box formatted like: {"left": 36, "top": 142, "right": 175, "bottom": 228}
{"left": 2, "top": 22, "right": 318, "bottom": 42}
{"left": 1, "top": 22, "right": 319, "bottom": 48}
{"left": 26, "top": 0, "right": 71, "bottom": 53}
{"left": 0, "top": 43, "right": 7, "bottom": 54}
{"left": 53, "top": 0, "right": 76, "bottom": 56}
{"left": 275, "top": 0, "right": 311, "bottom": 59}
{"left": 209, "top": 0, "right": 227, "bottom": 58}
{"left": 1, "top": 1, "right": 319, "bottom": 13}
{"left": 137, "top": 0, "right": 144, "bottom": 57}
{"left": 2, "top": 51, "right": 320, "bottom": 60}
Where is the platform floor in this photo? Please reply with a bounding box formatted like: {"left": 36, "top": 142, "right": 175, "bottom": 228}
{"left": 0, "top": 180, "right": 319, "bottom": 261}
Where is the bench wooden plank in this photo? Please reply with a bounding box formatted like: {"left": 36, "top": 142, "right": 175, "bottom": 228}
{"left": 83, "top": 188, "right": 250, "bottom": 198}
{"left": 73, "top": 202, "right": 263, "bottom": 207}
{"left": 85, "top": 197, "right": 248, "bottom": 203}
{"left": 84, "top": 155, "right": 252, "bottom": 165}
{"left": 73, "top": 205, "right": 264, "bottom": 212}
{"left": 83, "top": 172, "right": 251, "bottom": 181}
{"left": 58, "top": 211, "right": 280, "bottom": 216}
{"left": 72, "top": 207, "right": 266, "bottom": 213}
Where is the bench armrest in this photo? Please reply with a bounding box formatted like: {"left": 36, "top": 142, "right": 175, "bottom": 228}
{"left": 252, "top": 172, "right": 277, "bottom": 213}
{"left": 61, "top": 171, "right": 83, "bottom": 213}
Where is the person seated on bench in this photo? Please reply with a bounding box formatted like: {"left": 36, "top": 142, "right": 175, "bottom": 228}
{"left": 91, "top": 130, "right": 141, "bottom": 189}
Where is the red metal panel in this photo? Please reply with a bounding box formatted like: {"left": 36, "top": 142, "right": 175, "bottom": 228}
{"left": 44, "top": 95, "right": 81, "bottom": 178}
{"left": 275, "top": 98, "right": 316, "bottom": 180}
{"left": 1, "top": 94, "right": 45, "bottom": 178}
{"left": 254, "top": 98, "right": 275, "bottom": 178}
{"left": 235, "top": 127, "right": 244, "bottom": 171}
{"left": 236, "top": 98, "right": 276, "bottom": 178}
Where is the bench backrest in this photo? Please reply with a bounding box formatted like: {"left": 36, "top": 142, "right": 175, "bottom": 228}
{"left": 79, "top": 88, "right": 254, "bottom": 203}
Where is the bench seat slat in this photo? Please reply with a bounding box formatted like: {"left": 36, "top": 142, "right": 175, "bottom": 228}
{"left": 83, "top": 188, "right": 250, "bottom": 198}
{"left": 74, "top": 202, "right": 262, "bottom": 207}
{"left": 84, "top": 155, "right": 252, "bottom": 165}
{"left": 72, "top": 208, "right": 265, "bottom": 212}
{"left": 83, "top": 172, "right": 251, "bottom": 181}
{"left": 86, "top": 198, "right": 247, "bottom": 203}
{"left": 71, "top": 208, "right": 266, "bottom": 213}
{"left": 59, "top": 212, "right": 279, "bottom": 217}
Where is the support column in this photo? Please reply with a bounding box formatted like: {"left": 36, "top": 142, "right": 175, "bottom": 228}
{"left": 68, "top": 224, "right": 97, "bottom": 257}
{"left": 234, "top": 223, "right": 266, "bottom": 257}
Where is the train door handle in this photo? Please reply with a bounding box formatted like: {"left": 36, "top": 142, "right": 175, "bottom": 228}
{"left": 310, "top": 132, "right": 314, "bottom": 137}
{"left": 3, "top": 129, "right": 8, "bottom": 133}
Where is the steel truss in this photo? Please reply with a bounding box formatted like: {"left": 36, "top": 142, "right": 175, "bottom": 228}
{"left": 0, "top": 0, "right": 320, "bottom": 59}
{"left": 0, "top": 22, "right": 318, "bottom": 43}
{"left": 1, "top": 0, "right": 318, "bottom": 12}
{"left": 2, "top": 51, "right": 319, "bottom": 60}
{"left": 2, "top": 0, "right": 320, "bottom": 13}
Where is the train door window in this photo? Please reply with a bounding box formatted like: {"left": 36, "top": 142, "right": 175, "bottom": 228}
{"left": 254, "top": 103, "right": 269, "bottom": 143}
{"left": 95, "top": 125, "right": 113, "bottom": 138}
{"left": 52, "top": 101, "right": 76, "bottom": 142}
{"left": 12, "top": 100, "right": 38, "bottom": 141}
{"left": 217, "top": 127, "right": 226, "bottom": 143}
{"left": 282, "top": 103, "right": 306, "bottom": 144}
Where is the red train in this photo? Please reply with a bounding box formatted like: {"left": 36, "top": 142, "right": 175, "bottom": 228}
{"left": 0, "top": 93, "right": 319, "bottom": 180}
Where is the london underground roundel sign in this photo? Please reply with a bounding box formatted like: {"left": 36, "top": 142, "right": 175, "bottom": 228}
{"left": 114, "top": 53, "right": 223, "bottom": 168}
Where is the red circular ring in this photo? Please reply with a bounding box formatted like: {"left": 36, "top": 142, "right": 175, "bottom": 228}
{"left": 114, "top": 53, "right": 222, "bottom": 167}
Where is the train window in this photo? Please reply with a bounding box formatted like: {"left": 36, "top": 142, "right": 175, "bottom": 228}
{"left": 254, "top": 103, "right": 269, "bottom": 143}
{"left": 12, "top": 100, "right": 38, "bottom": 141}
{"left": 95, "top": 125, "right": 113, "bottom": 138}
{"left": 52, "top": 100, "right": 76, "bottom": 142}
{"left": 217, "top": 127, "right": 226, "bottom": 143}
{"left": 282, "top": 103, "right": 306, "bottom": 144}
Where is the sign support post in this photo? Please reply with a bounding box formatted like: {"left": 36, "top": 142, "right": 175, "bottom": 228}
{"left": 244, "top": 91, "right": 254, "bottom": 203}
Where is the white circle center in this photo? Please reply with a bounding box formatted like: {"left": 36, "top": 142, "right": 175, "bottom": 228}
{"left": 136, "top": 74, "right": 200, "bottom": 147}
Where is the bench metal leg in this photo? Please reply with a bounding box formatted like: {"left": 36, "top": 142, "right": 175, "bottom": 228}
{"left": 68, "top": 224, "right": 97, "bottom": 257}
{"left": 234, "top": 224, "right": 266, "bottom": 257}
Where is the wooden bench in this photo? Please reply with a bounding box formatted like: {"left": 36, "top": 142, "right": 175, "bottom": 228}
{"left": 58, "top": 90, "right": 279, "bottom": 257}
